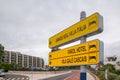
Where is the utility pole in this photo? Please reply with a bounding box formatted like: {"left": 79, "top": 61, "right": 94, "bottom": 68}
{"left": 80, "top": 11, "right": 87, "bottom": 80}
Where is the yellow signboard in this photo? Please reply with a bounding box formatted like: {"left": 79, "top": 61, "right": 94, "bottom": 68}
{"left": 49, "top": 39, "right": 103, "bottom": 67}
{"left": 49, "top": 39, "right": 99, "bottom": 60}
{"left": 49, "top": 13, "right": 103, "bottom": 48}
{"left": 49, "top": 52, "right": 99, "bottom": 67}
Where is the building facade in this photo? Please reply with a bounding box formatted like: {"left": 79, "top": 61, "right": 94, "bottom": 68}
{"left": 4, "top": 51, "right": 44, "bottom": 69}
{"left": 105, "top": 55, "right": 120, "bottom": 70}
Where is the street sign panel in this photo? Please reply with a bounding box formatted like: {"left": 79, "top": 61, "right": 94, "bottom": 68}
{"left": 49, "top": 39, "right": 99, "bottom": 60}
{"left": 49, "top": 13, "right": 103, "bottom": 48}
{"left": 49, "top": 39, "right": 104, "bottom": 67}
{"left": 49, "top": 52, "right": 99, "bottom": 67}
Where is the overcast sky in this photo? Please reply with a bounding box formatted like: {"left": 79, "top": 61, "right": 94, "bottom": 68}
{"left": 0, "top": 0, "right": 120, "bottom": 64}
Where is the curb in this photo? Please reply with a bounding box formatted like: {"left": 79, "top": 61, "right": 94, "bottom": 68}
{"left": 87, "top": 70, "right": 100, "bottom": 80}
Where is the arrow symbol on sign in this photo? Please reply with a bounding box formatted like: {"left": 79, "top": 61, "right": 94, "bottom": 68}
{"left": 49, "top": 55, "right": 52, "bottom": 58}
{"left": 49, "top": 62, "right": 51, "bottom": 64}
{"left": 49, "top": 41, "right": 52, "bottom": 45}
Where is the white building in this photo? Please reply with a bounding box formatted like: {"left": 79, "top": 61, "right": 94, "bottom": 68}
{"left": 4, "top": 51, "right": 44, "bottom": 69}
{"left": 105, "top": 55, "right": 120, "bottom": 70}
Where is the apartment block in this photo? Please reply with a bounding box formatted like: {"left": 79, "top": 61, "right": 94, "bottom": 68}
{"left": 4, "top": 51, "right": 44, "bottom": 69}
{"left": 18, "top": 53, "right": 22, "bottom": 68}
{"left": 29, "top": 56, "right": 33, "bottom": 68}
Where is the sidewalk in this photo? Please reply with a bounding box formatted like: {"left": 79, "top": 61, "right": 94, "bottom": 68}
{"left": 64, "top": 71, "right": 95, "bottom": 80}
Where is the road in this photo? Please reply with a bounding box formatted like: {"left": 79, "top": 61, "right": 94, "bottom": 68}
{"left": 2, "top": 70, "right": 96, "bottom": 80}
{"left": 0, "top": 74, "right": 29, "bottom": 80}
{"left": 42, "top": 71, "right": 78, "bottom": 80}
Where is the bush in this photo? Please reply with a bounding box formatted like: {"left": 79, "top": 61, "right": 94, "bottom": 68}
{"left": 115, "top": 76, "right": 120, "bottom": 80}
{"left": 109, "top": 73, "right": 117, "bottom": 80}
{"left": 96, "top": 71, "right": 120, "bottom": 80}
{"left": 114, "top": 70, "right": 120, "bottom": 75}
{"left": 89, "top": 64, "right": 120, "bottom": 80}
{"left": 102, "top": 64, "right": 115, "bottom": 72}
{"left": 96, "top": 71, "right": 105, "bottom": 80}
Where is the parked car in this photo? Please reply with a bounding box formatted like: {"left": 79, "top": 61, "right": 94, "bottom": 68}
{"left": 0, "top": 69, "right": 6, "bottom": 77}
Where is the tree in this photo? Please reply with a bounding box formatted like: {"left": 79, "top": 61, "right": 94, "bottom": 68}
{"left": 0, "top": 44, "right": 5, "bottom": 65}
{"left": 99, "top": 64, "right": 115, "bottom": 72}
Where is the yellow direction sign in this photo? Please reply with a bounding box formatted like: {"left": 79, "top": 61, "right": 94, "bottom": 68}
{"left": 49, "top": 39, "right": 99, "bottom": 59}
{"left": 49, "top": 52, "right": 99, "bottom": 67}
{"left": 49, "top": 39, "right": 104, "bottom": 67}
{"left": 49, "top": 13, "right": 103, "bottom": 48}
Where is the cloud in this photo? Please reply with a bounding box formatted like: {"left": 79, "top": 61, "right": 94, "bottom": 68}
{"left": 0, "top": 0, "right": 120, "bottom": 64}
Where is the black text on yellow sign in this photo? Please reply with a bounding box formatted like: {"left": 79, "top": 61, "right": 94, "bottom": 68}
{"left": 49, "top": 13, "right": 103, "bottom": 48}
{"left": 49, "top": 39, "right": 100, "bottom": 60}
{"left": 49, "top": 52, "right": 99, "bottom": 67}
{"left": 49, "top": 39, "right": 104, "bottom": 67}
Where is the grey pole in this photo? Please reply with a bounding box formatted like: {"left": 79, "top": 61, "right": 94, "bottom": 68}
{"left": 80, "top": 11, "right": 87, "bottom": 80}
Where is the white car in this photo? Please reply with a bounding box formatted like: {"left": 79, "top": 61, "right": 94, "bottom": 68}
{"left": 0, "top": 69, "right": 6, "bottom": 77}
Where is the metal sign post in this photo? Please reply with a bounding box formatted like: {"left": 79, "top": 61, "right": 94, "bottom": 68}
{"left": 48, "top": 11, "right": 104, "bottom": 80}
{"left": 80, "top": 11, "right": 86, "bottom": 80}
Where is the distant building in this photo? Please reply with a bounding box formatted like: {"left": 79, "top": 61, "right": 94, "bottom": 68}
{"left": 106, "top": 55, "right": 117, "bottom": 62}
{"left": 105, "top": 55, "right": 117, "bottom": 65}
{"left": 4, "top": 51, "right": 44, "bottom": 69}
{"left": 105, "top": 55, "right": 120, "bottom": 70}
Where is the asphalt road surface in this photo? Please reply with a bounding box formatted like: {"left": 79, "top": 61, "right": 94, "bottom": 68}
{"left": 42, "top": 71, "right": 77, "bottom": 80}
{"left": 0, "top": 74, "right": 29, "bottom": 80}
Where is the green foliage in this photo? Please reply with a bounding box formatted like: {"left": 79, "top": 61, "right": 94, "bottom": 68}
{"left": 96, "top": 70, "right": 120, "bottom": 80}
{"left": 99, "top": 63, "right": 115, "bottom": 72}
{"left": 114, "top": 76, "right": 120, "bottom": 80}
{"left": 109, "top": 73, "right": 117, "bottom": 80}
{"left": 114, "top": 70, "right": 120, "bottom": 75}
{"left": 96, "top": 71, "right": 105, "bottom": 80}
{"left": 0, "top": 44, "right": 5, "bottom": 64}
{"left": 0, "top": 63, "right": 18, "bottom": 71}
{"left": 96, "top": 64, "right": 120, "bottom": 80}
{"left": 0, "top": 44, "right": 4, "bottom": 55}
